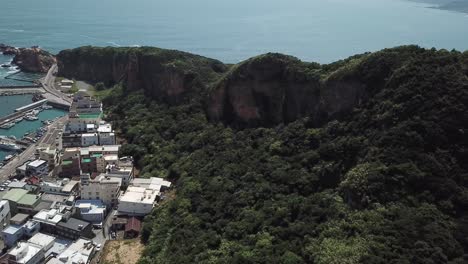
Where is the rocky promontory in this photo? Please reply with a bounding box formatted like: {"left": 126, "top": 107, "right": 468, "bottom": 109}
{"left": 1, "top": 44, "right": 56, "bottom": 73}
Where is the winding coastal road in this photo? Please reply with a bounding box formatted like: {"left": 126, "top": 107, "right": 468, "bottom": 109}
{"left": 40, "top": 64, "right": 72, "bottom": 106}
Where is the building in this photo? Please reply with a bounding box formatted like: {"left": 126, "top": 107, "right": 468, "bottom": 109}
{"left": 124, "top": 216, "right": 141, "bottom": 239}
{"left": 1, "top": 225, "right": 23, "bottom": 247}
{"left": 1, "top": 220, "right": 40, "bottom": 248}
{"left": 97, "top": 123, "right": 115, "bottom": 145}
{"left": 81, "top": 133, "right": 98, "bottom": 147}
{"left": 61, "top": 133, "right": 82, "bottom": 148}
{"left": 4, "top": 241, "right": 44, "bottom": 264}
{"left": 33, "top": 209, "right": 63, "bottom": 234}
{"left": 56, "top": 218, "right": 93, "bottom": 240}
{"left": 81, "top": 174, "right": 121, "bottom": 208}
{"left": 17, "top": 194, "right": 40, "bottom": 215}
{"left": 60, "top": 79, "right": 74, "bottom": 86}
{"left": 28, "top": 232, "right": 56, "bottom": 252}
{"left": 8, "top": 181, "right": 27, "bottom": 190}
{"left": 101, "top": 164, "right": 134, "bottom": 187}
{"left": 26, "top": 160, "right": 48, "bottom": 177}
{"left": 40, "top": 179, "right": 80, "bottom": 195}
{"left": 10, "top": 213, "right": 29, "bottom": 225}
{"left": 16, "top": 162, "right": 30, "bottom": 177}
{"left": 117, "top": 177, "right": 171, "bottom": 216}
{"left": 49, "top": 238, "right": 94, "bottom": 264}
{"left": 37, "top": 144, "right": 59, "bottom": 171}
{"left": 3, "top": 189, "right": 29, "bottom": 214}
{"left": 0, "top": 200, "right": 11, "bottom": 228}
{"left": 74, "top": 200, "right": 106, "bottom": 226}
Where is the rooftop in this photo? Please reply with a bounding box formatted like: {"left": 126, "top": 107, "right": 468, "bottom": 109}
{"left": 10, "top": 213, "right": 29, "bottom": 225}
{"left": 2, "top": 224, "right": 22, "bottom": 235}
{"left": 8, "top": 242, "right": 42, "bottom": 263}
{"left": 55, "top": 238, "right": 94, "bottom": 264}
{"left": 28, "top": 232, "right": 56, "bottom": 249}
{"left": 57, "top": 217, "right": 91, "bottom": 232}
{"left": 8, "top": 181, "right": 27, "bottom": 189}
{"left": 18, "top": 194, "right": 40, "bottom": 206}
{"left": 119, "top": 186, "right": 158, "bottom": 205}
{"left": 41, "top": 193, "right": 70, "bottom": 203}
{"left": 28, "top": 159, "right": 47, "bottom": 168}
{"left": 33, "top": 209, "right": 63, "bottom": 225}
{"left": 62, "top": 180, "right": 79, "bottom": 193}
{"left": 3, "top": 189, "right": 28, "bottom": 202}
{"left": 125, "top": 217, "right": 142, "bottom": 232}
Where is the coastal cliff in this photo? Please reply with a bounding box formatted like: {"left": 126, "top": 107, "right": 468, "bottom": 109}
{"left": 0, "top": 44, "right": 56, "bottom": 73}
{"left": 57, "top": 45, "right": 428, "bottom": 128}
{"left": 57, "top": 46, "right": 227, "bottom": 103}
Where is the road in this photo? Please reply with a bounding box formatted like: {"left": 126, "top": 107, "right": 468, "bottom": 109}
{"left": 40, "top": 64, "right": 72, "bottom": 106}
{"left": 0, "top": 116, "right": 67, "bottom": 179}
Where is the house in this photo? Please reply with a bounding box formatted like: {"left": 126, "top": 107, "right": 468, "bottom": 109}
{"left": 102, "top": 163, "right": 134, "bottom": 187}
{"left": 10, "top": 213, "right": 29, "bottom": 225}
{"left": 0, "top": 220, "right": 40, "bottom": 247}
{"left": 17, "top": 194, "right": 40, "bottom": 215}
{"left": 2, "top": 189, "right": 28, "bottom": 214}
{"left": 74, "top": 200, "right": 106, "bottom": 226}
{"left": 1, "top": 225, "right": 23, "bottom": 247}
{"left": 47, "top": 238, "right": 94, "bottom": 264}
{"left": 124, "top": 217, "right": 141, "bottom": 239}
{"left": 117, "top": 177, "right": 171, "bottom": 216}
{"left": 37, "top": 144, "right": 59, "bottom": 171}
{"left": 81, "top": 133, "right": 98, "bottom": 147}
{"left": 16, "top": 162, "right": 30, "bottom": 177}
{"left": 0, "top": 200, "right": 11, "bottom": 228}
{"left": 97, "top": 123, "right": 115, "bottom": 145}
{"left": 81, "top": 174, "right": 121, "bottom": 208}
{"left": 56, "top": 218, "right": 93, "bottom": 240}
{"left": 28, "top": 232, "right": 56, "bottom": 252}
{"left": 26, "top": 160, "right": 48, "bottom": 177}
{"left": 4, "top": 241, "right": 44, "bottom": 264}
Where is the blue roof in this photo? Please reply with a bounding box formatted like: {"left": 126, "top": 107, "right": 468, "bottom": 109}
{"left": 2, "top": 225, "right": 22, "bottom": 235}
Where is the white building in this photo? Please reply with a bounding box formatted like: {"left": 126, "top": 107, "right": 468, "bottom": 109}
{"left": 81, "top": 175, "right": 121, "bottom": 208}
{"left": 74, "top": 200, "right": 106, "bottom": 225}
{"left": 51, "top": 238, "right": 95, "bottom": 264}
{"left": 102, "top": 164, "right": 134, "bottom": 187}
{"left": 6, "top": 241, "right": 44, "bottom": 264}
{"left": 97, "top": 123, "right": 115, "bottom": 145}
{"left": 28, "top": 232, "right": 56, "bottom": 252}
{"left": 117, "top": 177, "right": 171, "bottom": 216}
{"left": 0, "top": 200, "right": 11, "bottom": 228}
{"left": 81, "top": 133, "right": 99, "bottom": 147}
{"left": 33, "top": 209, "right": 63, "bottom": 226}
{"left": 27, "top": 159, "right": 48, "bottom": 177}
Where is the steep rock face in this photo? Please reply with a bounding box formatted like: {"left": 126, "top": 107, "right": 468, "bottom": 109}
{"left": 12, "top": 47, "right": 56, "bottom": 73}
{"left": 208, "top": 47, "right": 420, "bottom": 127}
{"left": 57, "top": 46, "right": 227, "bottom": 103}
{"left": 207, "top": 54, "right": 322, "bottom": 127}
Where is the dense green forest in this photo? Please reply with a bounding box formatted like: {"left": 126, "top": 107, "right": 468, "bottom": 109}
{"left": 99, "top": 46, "right": 468, "bottom": 263}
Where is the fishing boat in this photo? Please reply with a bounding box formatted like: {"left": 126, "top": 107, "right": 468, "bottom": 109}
{"left": 4, "top": 155, "right": 13, "bottom": 162}
{"left": 43, "top": 105, "right": 53, "bottom": 110}
{"left": 0, "top": 122, "right": 15, "bottom": 129}
{"left": 24, "top": 115, "right": 38, "bottom": 121}
{"left": 14, "top": 117, "right": 23, "bottom": 123}
{"left": 0, "top": 142, "right": 20, "bottom": 151}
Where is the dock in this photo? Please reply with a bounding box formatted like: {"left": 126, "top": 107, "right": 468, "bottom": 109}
{"left": 15, "top": 99, "right": 48, "bottom": 112}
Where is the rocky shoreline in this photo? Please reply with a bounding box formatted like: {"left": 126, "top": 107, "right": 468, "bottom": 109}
{"left": 0, "top": 44, "right": 56, "bottom": 73}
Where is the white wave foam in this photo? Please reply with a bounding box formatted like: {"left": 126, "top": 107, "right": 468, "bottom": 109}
{"left": 107, "top": 41, "right": 121, "bottom": 47}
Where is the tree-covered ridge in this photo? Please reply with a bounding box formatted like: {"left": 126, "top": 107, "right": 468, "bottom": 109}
{"left": 102, "top": 46, "right": 468, "bottom": 263}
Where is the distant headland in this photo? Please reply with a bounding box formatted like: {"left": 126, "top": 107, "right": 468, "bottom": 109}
{"left": 0, "top": 44, "right": 56, "bottom": 73}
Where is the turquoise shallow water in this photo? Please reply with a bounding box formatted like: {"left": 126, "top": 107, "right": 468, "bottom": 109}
{"left": 0, "top": 0, "right": 468, "bottom": 63}
{"left": 0, "top": 95, "right": 67, "bottom": 161}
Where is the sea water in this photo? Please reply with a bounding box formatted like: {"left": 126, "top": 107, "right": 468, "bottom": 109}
{"left": 0, "top": 0, "right": 467, "bottom": 63}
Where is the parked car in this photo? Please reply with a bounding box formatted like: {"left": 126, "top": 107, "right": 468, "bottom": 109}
{"left": 96, "top": 244, "right": 101, "bottom": 251}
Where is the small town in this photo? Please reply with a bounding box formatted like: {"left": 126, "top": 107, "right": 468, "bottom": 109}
{"left": 0, "top": 76, "right": 171, "bottom": 264}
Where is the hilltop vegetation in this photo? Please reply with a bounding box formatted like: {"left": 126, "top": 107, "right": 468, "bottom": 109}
{"left": 64, "top": 45, "right": 468, "bottom": 263}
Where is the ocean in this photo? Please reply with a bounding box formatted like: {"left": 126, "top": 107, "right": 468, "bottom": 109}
{"left": 0, "top": 0, "right": 467, "bottom": 63}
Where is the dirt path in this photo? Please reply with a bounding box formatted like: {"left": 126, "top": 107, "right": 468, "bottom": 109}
{"left": 100, "top": 239, "right": 144, "bottom": 264}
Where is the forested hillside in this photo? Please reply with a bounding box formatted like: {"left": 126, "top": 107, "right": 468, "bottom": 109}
{"left": 83, "top": 46, "right": 468, "bottom": 263}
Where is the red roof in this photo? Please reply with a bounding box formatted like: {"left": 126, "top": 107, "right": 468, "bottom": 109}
{"left": 26, "top": 176, "right": 41, "bottom": 185}
{"left": 125, "top": 217, "right": 141, "bottom": 232}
